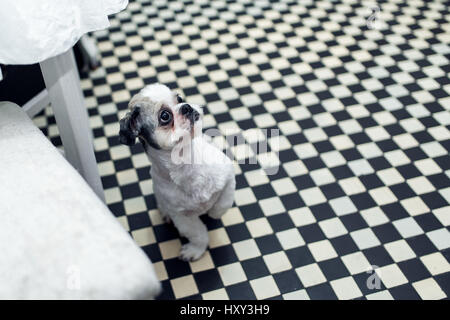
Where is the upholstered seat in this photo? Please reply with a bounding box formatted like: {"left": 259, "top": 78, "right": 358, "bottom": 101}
{"left": 0, "top": 102, "right": 160, "bottom": 299}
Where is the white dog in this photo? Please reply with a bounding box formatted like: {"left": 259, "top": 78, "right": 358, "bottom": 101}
{"left": 119, "top": 83, "right": 235, "bottom": 261}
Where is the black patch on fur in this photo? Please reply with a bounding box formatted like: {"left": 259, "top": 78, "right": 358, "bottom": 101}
{"left": 119, "top": 106, "right": 160, "bottom": 149}
{"left": 139, "top": 137, "right": 148, "bottom": 152}
{"left": 119, "top": 107, "right": 140, "bottom": 146}
{"left": 140, "top": 126, "right": 161, "bottom": 150}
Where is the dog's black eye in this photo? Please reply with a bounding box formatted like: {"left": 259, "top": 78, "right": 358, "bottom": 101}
{"left": 177, "top": 95, "right": 183, "bottom": 103}
{"left": 159, "top": 109, "right": 172, "bottom": 125}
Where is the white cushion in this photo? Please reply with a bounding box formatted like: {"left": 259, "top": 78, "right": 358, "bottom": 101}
{"left": 0, "top": 102, "right": 161, "bottom": 299}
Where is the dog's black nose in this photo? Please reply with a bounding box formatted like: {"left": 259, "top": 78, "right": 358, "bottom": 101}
{"left": 180, "top": 104, "right": 192, "bottom": 115}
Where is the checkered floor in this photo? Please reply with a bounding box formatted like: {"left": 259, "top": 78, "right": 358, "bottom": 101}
{"left": 33, "top": 0, "right": 450, "bottom": 300}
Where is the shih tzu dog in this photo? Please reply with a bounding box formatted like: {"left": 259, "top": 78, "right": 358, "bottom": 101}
{"left": 119, "top": 83, "right": 235, "bottom": 261}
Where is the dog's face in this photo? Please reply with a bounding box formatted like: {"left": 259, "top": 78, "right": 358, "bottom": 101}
{"left": 119, "top": 83, "right": 203, "bottom": 150}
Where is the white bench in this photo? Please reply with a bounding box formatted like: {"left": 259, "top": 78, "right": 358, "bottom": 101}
{"left": 0, "top": 102, "right": 161, "bottom": 299}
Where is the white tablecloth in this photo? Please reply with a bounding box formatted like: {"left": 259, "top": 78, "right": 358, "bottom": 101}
{"left": 0, "top": 0, "right": 128, "bottom": 80}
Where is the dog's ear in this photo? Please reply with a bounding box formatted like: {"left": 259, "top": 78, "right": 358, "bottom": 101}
{"left": 119, "top": 106, "right": 141, "bottom": 146}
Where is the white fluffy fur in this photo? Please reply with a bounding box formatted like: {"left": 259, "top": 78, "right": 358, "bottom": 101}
{"left": 133, "top": 84, "right": 235, "bottom": 261}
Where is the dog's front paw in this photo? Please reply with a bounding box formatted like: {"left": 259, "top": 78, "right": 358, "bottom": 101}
{"left": 179, "top": 243, "right": 206, "bottom": 262}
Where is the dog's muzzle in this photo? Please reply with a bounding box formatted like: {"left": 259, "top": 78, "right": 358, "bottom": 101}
{"left": 179, "top": 104, "right": 199, "bottom": 124}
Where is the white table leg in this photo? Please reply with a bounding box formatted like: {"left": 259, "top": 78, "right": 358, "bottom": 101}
{"left": 40, "top": 49, "right": 105, "bottom": 201}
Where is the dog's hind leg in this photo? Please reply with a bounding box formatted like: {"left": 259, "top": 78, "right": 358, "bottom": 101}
{"left": 208, "top": 176, "right": 236, "bottom": 219}
{"left": 171, "top": 213, "right": 208, "bottom": 261}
